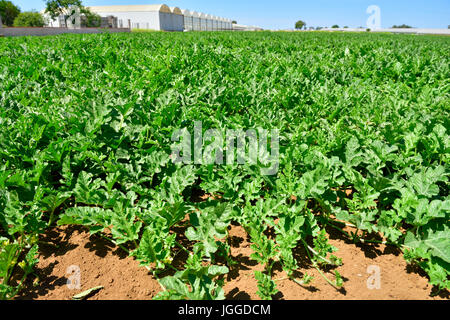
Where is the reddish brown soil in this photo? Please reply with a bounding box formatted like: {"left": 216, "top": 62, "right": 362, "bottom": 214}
{"left": 224, "top": 225, "right": 448, "bottom": 300}
{"left": 16, "top": 226, "right": 161, "bottom": 300}
{"left": 16, "top": 225, "right": 449, "bottom": 300}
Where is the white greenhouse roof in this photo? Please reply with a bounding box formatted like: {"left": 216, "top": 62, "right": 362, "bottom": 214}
{"left": 181, "top": 9, "right": 192, "bottom": 16}
{"left": 170, "top": 7, "right": 183, "bottom": 15}
{"left": 83, "top": 5, "right": 232, "bottom": 26}
{"left": 89, "top": 4, "right": 171, "bottom": 14}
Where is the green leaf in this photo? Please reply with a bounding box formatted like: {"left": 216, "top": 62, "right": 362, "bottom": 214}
{"left": 58, "top": 206, "right": 113, "bottom": 234}
{"left": 254, "top": 271, "right": 278, "bottom": 300}
{"left": 72, "top": 286, "right": 104, "bottom": 300}
{"left": 132, "top": 224, "right": 175, "bottom": 269}
{"left": 185, "top": 203, "right": 232, "bottom": 258}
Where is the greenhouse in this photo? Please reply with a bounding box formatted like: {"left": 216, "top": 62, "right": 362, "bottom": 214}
{"left": 44, "top": 3, "right": 237, "bottom": 32}
{"left": 205, "top": 14, "right": 212, "bottom": 31}
{"left": 199, "top": 13, "right": 207, "bottom": 31}
{"left": 192, "top": 11, "right": 201, "bottom": 31}
{"left": 212, "top": 16, "right": 218, "bottom": 31}
{"left": 169, "top": 7, "right": 184, "bottom": 31}
{"left": 182, "top": 9, "right": 193, "bottom": 31}
{"left": 88, "top": 4, "right": 184, "bottom": 31}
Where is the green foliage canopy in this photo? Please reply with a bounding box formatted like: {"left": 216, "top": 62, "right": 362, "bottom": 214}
{"left": 0, "top": 0, "right": 20, "bottom": 26}
{"left": 295, "top": 20, "right": 306, "bottom": 30}
{"left": 13, "top": 11, "right": 45, "bottom": 27}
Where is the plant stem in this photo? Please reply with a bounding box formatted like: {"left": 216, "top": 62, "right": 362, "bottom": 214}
{"left": 275, "top": 276, "right": 308, "bottom": 287}
{"left": 47, "top": 209, "right": 55, "bottom": 228}
{"left": 301, "top": 239, "right": 341, "bottom": 291}
{"left": 167, "top": 264, "right": 179, "bottom": 272}
{"left": 273, "top": 277, "right": 289, "bottom": 282}
{"left": 306, "top": 244, "right": 333, "bottom": 265}
{"left": 174, "top": 240, "right": 190, "bottom": 254}
{"left": 267, "top": 259, "right": 276, "bottom": 275}
{"left": 292, "top": 278, "right": 308, "bottom": 286}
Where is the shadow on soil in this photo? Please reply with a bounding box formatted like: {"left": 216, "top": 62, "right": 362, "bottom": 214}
{"left": 325, "top": 220, "right": 449, "bottom": 299}
{"left": 15, "top": 225, "right": 129, "bottom": 299}
{"left": 15, "top": 261, "right": 68, "bottom": 300}
{"left": 226, "top": 287, "right": 252, "bottom": 300}
{"left": 324, "top": 222, "right": 403, "bottom": 259}
{"left": 84, "top": 235, "right": 128, "bottom": 260}
{"left": 406, "top": 264, "right": 449, "bottom": 299}
{"left": 37, "top": 225, "right": 80, "bottom": 259}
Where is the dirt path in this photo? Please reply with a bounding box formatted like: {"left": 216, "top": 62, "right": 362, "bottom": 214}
{"left": 16, "top": 225, "right": 448, "bottom": 300}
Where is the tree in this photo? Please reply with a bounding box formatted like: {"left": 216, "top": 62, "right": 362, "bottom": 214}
{"left": 81, "top": 8, "right": 100, "bottom": 27}
{"left": 232, "top": 20, "right": 237, "bottom": 24}
{"left": 295, "top": 20, "right": 306, "bottom": 30}
{"left": 0, "top": 0, "right": 20, "bottom": 26}
{"left": 331, "top": 24, "right": 339, "bottom": 28}
{"left": 44, "top": 0, "right": 82, "bottom": 20}
{"left": 13, "top": 11, "right": 45, "bottom": 27}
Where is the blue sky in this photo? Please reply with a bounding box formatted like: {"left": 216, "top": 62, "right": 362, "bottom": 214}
{"left": 13, "top": 0, "right": 450, "bottom": 29}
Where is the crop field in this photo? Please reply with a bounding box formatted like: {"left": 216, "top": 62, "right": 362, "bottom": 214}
{"left": 0, "top": 31, "right": 449, "bottom": 300}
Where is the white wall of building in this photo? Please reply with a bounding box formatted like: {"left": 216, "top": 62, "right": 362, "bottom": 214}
{"left": 88, "top": 11, "right": 161, "bottom": 30}
{"left": 199, "top": 13, "right": 207, "bottom": 31}
{"left": 191, "top": 11, "right": 200, "bottom": 31}
{"left": 182, "top": 9, "right": 193, "bottom": 31}
{"left": 212, "top": 16, "right": 218, "bottom": 31}
{"left": 42, "top": 11, "right": 64, "bottom": 28}
{"left": 172, "top": 14, "right": 184, "bottom": 31}
{"left": 205, "top": 15, "right": 212, "bottom": 31}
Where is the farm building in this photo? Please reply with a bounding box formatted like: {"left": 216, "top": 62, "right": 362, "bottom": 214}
{"left": 199, "top": 12, "right": 207, "bottom": 31}
{"left": 88, "top": 4, "right": 183, "bottom": 31}
{"left": 42, "top": 3, "right": 251, "bottom": 32}
{"left": 181, "top": 9, "right": 193, "bottom": 31}
{"left": 225, "top": 18, "right": 232, "bottom": 30}
{"left": 89, "top": 4, "right": 235, "bottom": 31}
{"left": 206, "top": 14, "right": 213, "bottom": 31}
{"left": 169, "top": 7, "right": 184, "bottom": 31}
{"left": 232, "top": 23, "right": 264, "bottom": 31}
{"left": 212, "top": 16, "right": 218, "bottom": 31}
{"left": 192, "top": 11, "right": 201, "bottom": 31}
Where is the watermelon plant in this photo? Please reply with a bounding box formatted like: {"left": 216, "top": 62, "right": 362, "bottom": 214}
{"left": 0, "top": 31, "right": 448, "bottom": 300}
